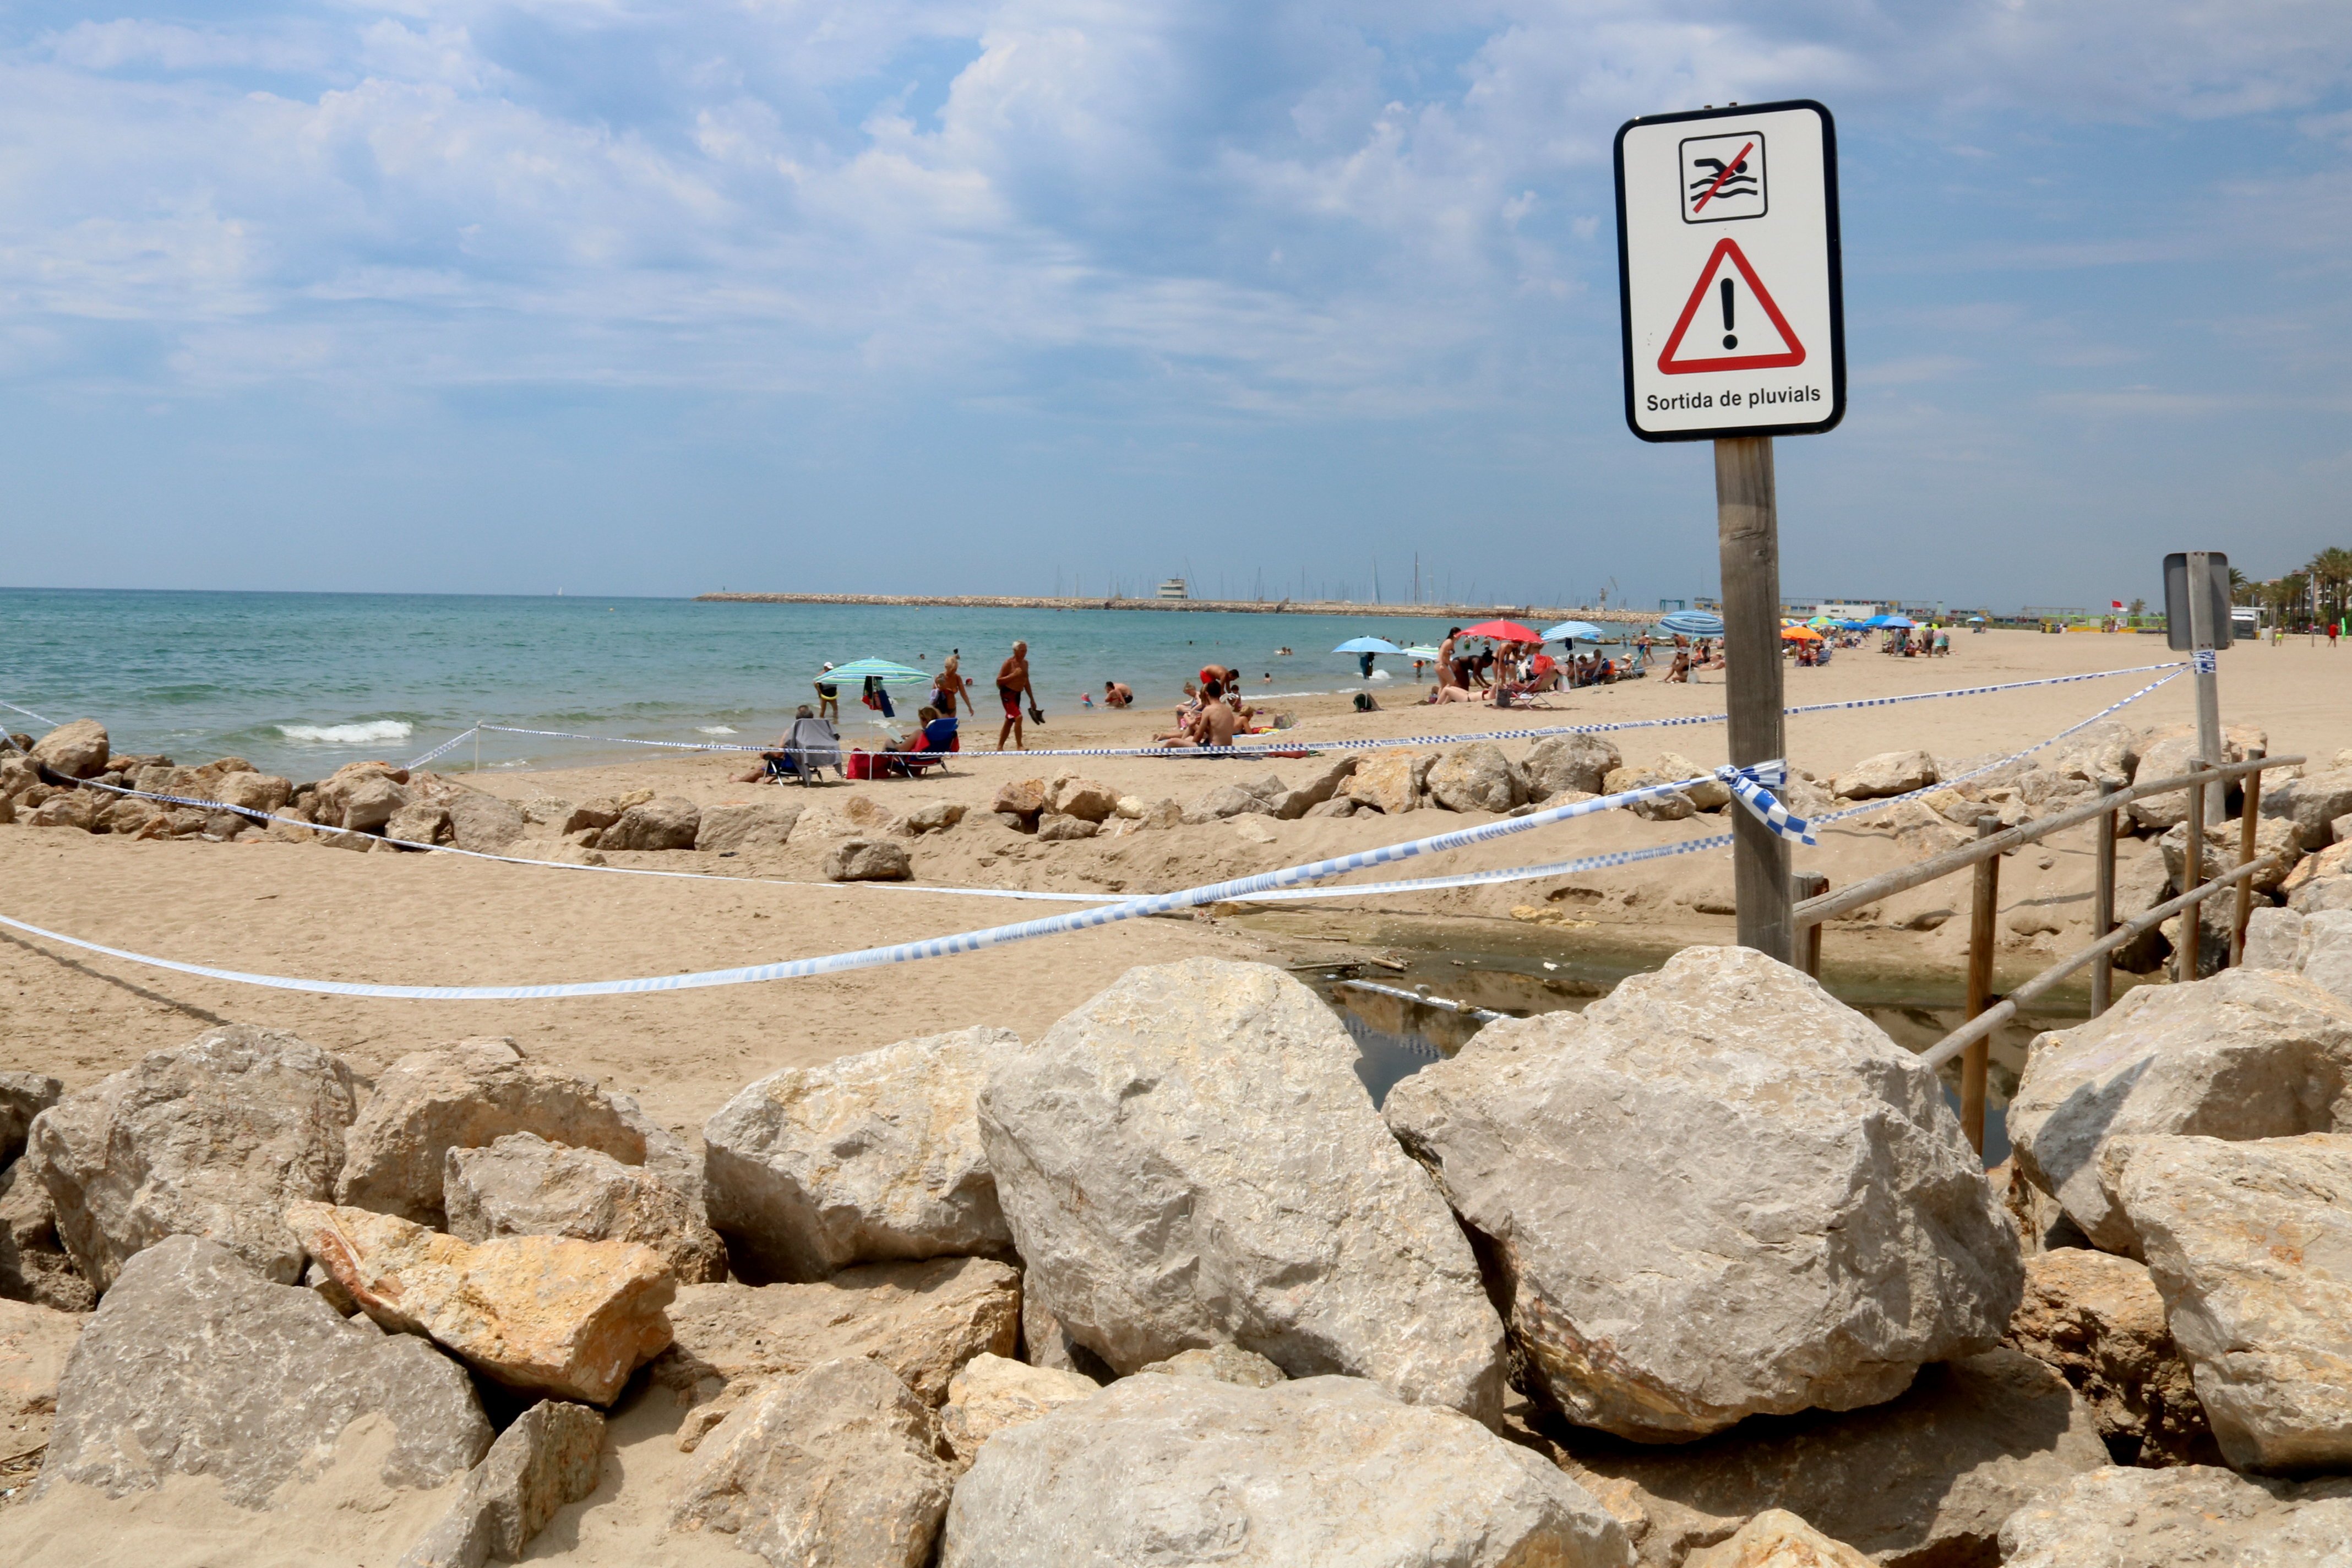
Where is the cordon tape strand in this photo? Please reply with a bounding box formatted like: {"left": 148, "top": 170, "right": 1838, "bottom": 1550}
{"left": 427, "top": 662, "right": 2186, "bottom": 765}
{"left": 0, "top": 667, "right": 2183, "bottom": 999}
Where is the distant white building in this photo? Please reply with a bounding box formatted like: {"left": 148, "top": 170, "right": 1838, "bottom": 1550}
{"left": 1157, "top": 578, "right": 1189, "bottom": 600}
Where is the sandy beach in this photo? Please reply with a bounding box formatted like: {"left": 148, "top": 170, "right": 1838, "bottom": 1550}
{"left": 3, "top": 628, "right": 2339, "bottom": 1140}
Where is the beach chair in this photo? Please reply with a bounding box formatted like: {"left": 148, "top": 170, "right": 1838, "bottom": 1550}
{"left": 765, "top": 716, "right": 842, "bottom": 786}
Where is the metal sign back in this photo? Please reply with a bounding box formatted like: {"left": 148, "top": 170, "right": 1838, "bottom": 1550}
{"left": 2163, "top": 552, "right": 2233, "bottom": 651}
{"left": 1615, "top": 101, "right": 1845, "bottom": 442}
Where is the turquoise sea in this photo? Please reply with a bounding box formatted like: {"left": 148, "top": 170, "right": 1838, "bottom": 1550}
{"left": 0, "top": 589, "right": 1637, "bottom": 777}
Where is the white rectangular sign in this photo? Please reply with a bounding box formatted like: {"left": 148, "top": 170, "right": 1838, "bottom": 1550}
{"left": 1615, "top": 101, "right": 1844, "bottom": 442}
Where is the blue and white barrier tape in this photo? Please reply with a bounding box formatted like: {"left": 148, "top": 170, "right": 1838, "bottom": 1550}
{"left": 0, "top": 765, "right": 1799, "bottom": 1000}
{"left": 406, "top": 727, "right": 479, "bottom": 770}
{"left": 2192, "top": 649, "right": 2218, "bottom": 676}
{"left": 450, "top": 663, "right": 2186, "bottom": 764}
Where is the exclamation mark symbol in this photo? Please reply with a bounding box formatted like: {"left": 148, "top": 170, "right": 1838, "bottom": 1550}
{"left": 1721, "top": 277, "right": 1737, "bottom": 351}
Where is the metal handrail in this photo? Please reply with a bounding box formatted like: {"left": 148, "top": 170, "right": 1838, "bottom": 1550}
{"left": 1794, "top": 753, "right": 2299, "bottom": 929}
{"left": 1917, "top": 856, "right": 2267, "bottom": 1070}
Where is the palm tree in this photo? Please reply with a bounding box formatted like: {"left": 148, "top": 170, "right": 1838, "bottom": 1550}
{"left": 2312, "top": 547, "right": 2352, "bottom": 625}
{"left": 2228, "top": 565, "right": 2252, "bottom": 606}
{"left": 2267, "top": 572, "right": 2312, "bottom": 628}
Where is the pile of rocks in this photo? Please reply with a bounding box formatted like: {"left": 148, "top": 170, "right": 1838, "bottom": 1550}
{"left": 28, "top": 944, "right": 2314, "bottom": 1562}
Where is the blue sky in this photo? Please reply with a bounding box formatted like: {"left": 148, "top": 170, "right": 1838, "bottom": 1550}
{"left": 3, "top": 2, "right": 2348, "bottom": 611}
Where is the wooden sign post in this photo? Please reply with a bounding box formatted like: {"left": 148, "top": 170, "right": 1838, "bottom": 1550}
{"left": 1617, "top": 101, "right": 1844, "bottom": 960}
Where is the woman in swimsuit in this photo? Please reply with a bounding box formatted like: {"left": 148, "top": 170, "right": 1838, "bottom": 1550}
{"left": 931, "top": 654, "right": 974, "bottom": 717}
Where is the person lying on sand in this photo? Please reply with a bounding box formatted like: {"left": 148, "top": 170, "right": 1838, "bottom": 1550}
{"left": 1425, "top": 684, "right": 1479, "bottom": 704}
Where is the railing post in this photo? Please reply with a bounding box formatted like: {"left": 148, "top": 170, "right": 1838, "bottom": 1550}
{"left": 1793, "top": 872, "right": 1828, "bottom": 979}
{"left": 1963, "top": 814, "right": 2000, "bottom": 1158}
{"left": 2232, "top": 750, "right": 2266, "bottom": 968}
{"left": 2092, "top": 780, "right": 2119, "bottom": 1017}
{"left": 2178, "top": 765, "right": 2208, "bottom": 983}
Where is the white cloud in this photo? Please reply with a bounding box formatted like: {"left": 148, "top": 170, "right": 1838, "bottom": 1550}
{"left": 1, "top": 0, "right": 2349, "bottom": 418}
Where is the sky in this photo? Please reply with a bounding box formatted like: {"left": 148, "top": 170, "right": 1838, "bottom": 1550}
{"left": 3, "top": 2, "right": 2349, "bottom": 612}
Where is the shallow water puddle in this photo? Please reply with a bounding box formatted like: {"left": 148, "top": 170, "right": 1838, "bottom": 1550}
{"left": 1267, "top": 911, "right": 2115, "bottom": 1167}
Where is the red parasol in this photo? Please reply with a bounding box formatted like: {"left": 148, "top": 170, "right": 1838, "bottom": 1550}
{"left": 1461, "top": 618, "right": 1542, "bottom": 643}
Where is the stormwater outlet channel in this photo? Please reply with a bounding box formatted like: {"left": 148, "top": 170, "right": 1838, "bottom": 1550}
{"left": 1247, "top": 910, "right": 2141, "bottom": 1168}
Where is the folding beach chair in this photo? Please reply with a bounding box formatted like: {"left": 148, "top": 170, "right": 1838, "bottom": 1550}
{"left": 765, "top": 716, "right": 842, "bottom": 786}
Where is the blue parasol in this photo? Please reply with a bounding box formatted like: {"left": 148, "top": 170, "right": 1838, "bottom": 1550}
{"left": 1332, "top": 637, "right": 1406, "bottom": 655}
{"left": 1658, "top": 611, "right": 1725, "bottom": 636}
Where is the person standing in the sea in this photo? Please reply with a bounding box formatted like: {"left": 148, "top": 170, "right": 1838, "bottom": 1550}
{"left": 996, "top": 641, "right": 1035, "bottom": 751}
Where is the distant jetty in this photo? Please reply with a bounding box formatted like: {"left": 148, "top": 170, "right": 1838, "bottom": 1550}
{"left": 695, "top": 592, "right": 1656, "bottom": 624}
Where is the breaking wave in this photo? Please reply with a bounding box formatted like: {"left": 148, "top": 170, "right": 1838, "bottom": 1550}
{"left": 277, "top": 720, "right": 415, "bottom": 745}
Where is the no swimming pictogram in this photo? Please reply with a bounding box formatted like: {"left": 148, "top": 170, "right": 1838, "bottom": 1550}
{"left": 1656, "top": 237, "right": 1806, "bottom": 375}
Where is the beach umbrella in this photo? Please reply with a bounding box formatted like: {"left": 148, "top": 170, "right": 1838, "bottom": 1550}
{"left": 1542, "top": 620, "right": 1607, "bottom": 643}
{"left": 818, "top": 657, "right": 930, "bottom": 684}
{"left": 1331, "top": 636, "right": 1406, "bottom": 655}
{"left": 1462, "top": 618, "right": 1543, "bottom": 643}
{"left": 1837, "top": 618, "right": 1872, "bottom": 630}
{"left": 1400, "top": 644, "right": 1442, "bottom": 660}
{"left": 1658, "top": 610, "right": 1725, "bottom": 636}
{"left": 1807, "top": 615, "right": 1839, "bottom": 628}
{"left": 1877, "top": 615, "right": 1917, "bottom": 630}
{"left": 1780, "top": 624, "right": 1823, "bottom": 642}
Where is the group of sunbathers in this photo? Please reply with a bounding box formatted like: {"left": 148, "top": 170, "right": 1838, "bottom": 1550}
{"left": 1157, "top": 665, "right": 1266, "bottom": 748}
{"left": 1419, "top": 628, "right": 1639, "bottom": 706}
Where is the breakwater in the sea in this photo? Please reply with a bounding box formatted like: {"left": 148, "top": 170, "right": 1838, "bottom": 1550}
{"left": 696, "top": 592, "right": 1656, "bottom": 623}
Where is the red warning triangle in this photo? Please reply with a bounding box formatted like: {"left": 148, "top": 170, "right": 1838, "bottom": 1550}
{"left": 1657, "top": 237, "right": 1806, "bottom": 374}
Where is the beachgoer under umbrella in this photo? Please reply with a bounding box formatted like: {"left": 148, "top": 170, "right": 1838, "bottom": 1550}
{"left": 997, "top": 640, "right": 1036, "bottom": 751}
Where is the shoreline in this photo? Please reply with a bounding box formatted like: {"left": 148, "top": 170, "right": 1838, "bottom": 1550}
{"left": 694, "top": 591, "right": 1654, "bottom": 623}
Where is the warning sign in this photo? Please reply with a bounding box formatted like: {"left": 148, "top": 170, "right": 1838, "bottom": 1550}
{"left": 1657, "top": 239, "right": 1804, "bottom": 373}
{"left": 1615, "top": 100, "right": 1843, "bottom": 440}
{"left": 1680, "top": 132, "right": 1766, "bottom": 223}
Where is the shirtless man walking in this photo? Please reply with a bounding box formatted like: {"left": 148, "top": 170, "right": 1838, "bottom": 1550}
{"left": 996, "top": 641, "right": 1035, "bottom": 750}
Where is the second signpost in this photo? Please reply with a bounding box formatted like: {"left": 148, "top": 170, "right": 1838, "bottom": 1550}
{"left": 1614, "top": 99, "right": 1847, "bottom": 960}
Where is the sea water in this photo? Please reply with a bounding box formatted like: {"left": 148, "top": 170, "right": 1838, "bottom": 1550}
{"left": 0, "top": 589, "right": 1638, "bottom": 777}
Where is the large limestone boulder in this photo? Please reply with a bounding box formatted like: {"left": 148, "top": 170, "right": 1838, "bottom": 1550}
{"left": 1652, "top": 750, "right": 1732, "bottom": 810}
{"left": 0, "top": 1071, "right": 61, "bottom": 1167}
{"left": 2128, "top": 725, "right": 2265, "bottom": 831}
{"left": 1685, "top": 1511, "right": 1871, "bottom": 1568}
{"left": 826, "top": 837, "right": 913, "bottom": 880}
{"left": 2160, "top": 813, "right": 2303, "bottom": 895}
{"left": 384, "top": 801, "right": 454, "bottom": 848}
{"left": 1550, "top": 1349, "right": 2105, "bottom": 1568}
{"left": 394, "top": 1398, "right": 603, "bottom": 1568}
{"left": 1271, "top": 755, "right": 1359, "bottom": 819}
{"left": 1385, "top": 946, "right": 2019, "bottom": 1442}
{"left": 703, "top": 1027, "right": 1019, "bottom": 1282}
{"left": 36, "top": 1234, "right": 489, "bottom": 1506}
{"left": 939, "top": 1374, "right": 1632, "bottom": 1568}
{"left": 1183, "top": 782, "right": 1273, "bottom": 823}
{"left": 1044, "top": 775, "right": 1118, "bottom": 823}
{"left": 29, "top": 1023, "right": 358, "bottom": 1292}
{"left": 695, "top": 799, "right": 801, "bottom": 852}
{"left": 444, "top": 1133, "right": 726, "bottom": 1283}
{"left": 2263, "top": 767, "right": 2352, "bottom": 850}
{"left": 287, "top": 1201, "right": 675, "bottom": 1406}
{"left": 1999, "top": 1465, "right": 2352, "bottom": 1568}
{"left": 1137, "top": 1343, "right": 1287, "bottom": 1387}
{"left": 936, "top": 1353, "right": 1099, "bottom": 1471}
{"left": 977, "top": 960, "right": 1508, "bottom": 1424}
{"left": 314, "top": 761, "right": 413, "bottom": 831}
{"left": 2239, "top": 907, "right": 2352, "bottom": 1008}
{"left": 1522, "top": 733, "right": 1623, "bottom": 799}
{"left": 1599, "top": 765, "right": 1698, "bottom": 820}
{"left": 596, "top": 795, "right": 700, "bottom": 851}
{"left": 2004, "top": 1246, "right": 2214, "bottom": 1465}
{"left": 1342, "top": 750, "right": 1437, "bottom": 814}
{"left": 440, "top": 791, "right": 528, "bottom": 854}
{"left": 1, "top": 1298, "right": 83, "bottom": 1463}
{"left": 206, "top": 770, "right": 293, "bottom": 816}
{"left": 650, "top": 1254, "right": 1019, "bottom": 1423}
{"left": 2109, "top": 1131, "right": 2352, "bottom": 1472}
{"left": 0, "top": 1159, "right": 93, "bottom": 1311}
{"left": 335, "top": 1036, "right": 696, "bottom": 1227}
{"left": 29, "top": 719, "right": 107, "bottom": 779}
{"left": 1426, "top": 742, "right": 1524, "bottom": 813}
{"left": 668, "top": 1357, "right": 952, "bottom": 1568}
{"left": 2005, "top": 969, "right": 2352, "bottom": 1253}
{"left": 1834, "top": 749, "right": 1937, "bottom": 800}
